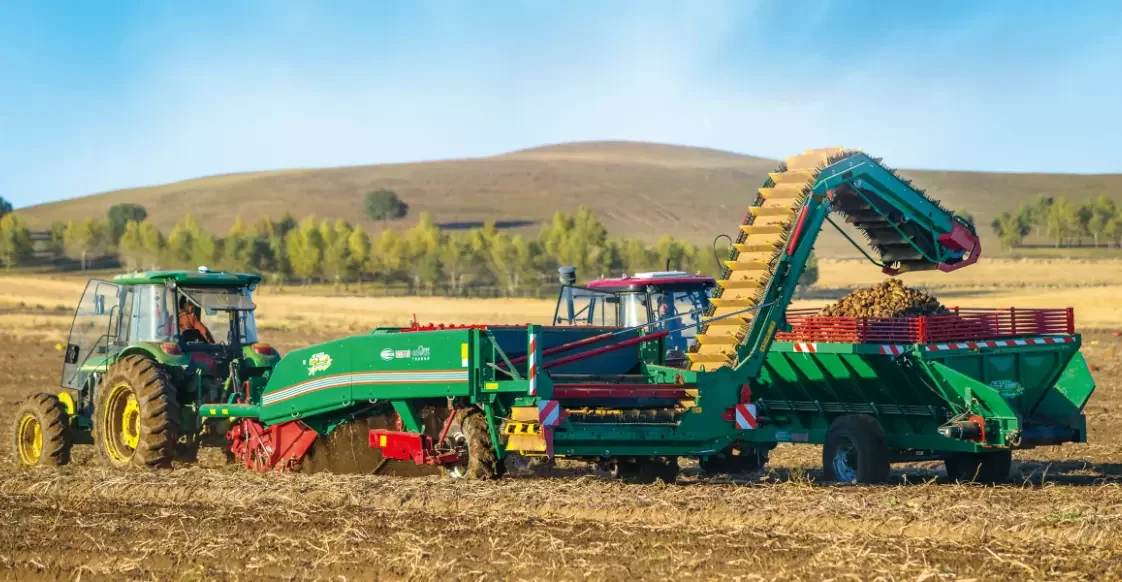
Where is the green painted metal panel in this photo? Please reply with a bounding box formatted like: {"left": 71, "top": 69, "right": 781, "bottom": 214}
{"left": 1033, "top": 351, "right": 1095, "bottom": 422}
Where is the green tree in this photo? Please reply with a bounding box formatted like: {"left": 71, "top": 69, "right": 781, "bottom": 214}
{"left": 489, "top": 234, "right": 535, "bottom": 296}
{"left": 617, "top": 238, "right": 655, "bottom": 274}
{"left": 118, "top": 220, "right": 165, "bottom": 270}
{"left": 1046, "top": 197, "right": 1080, "bottom": 247}
{"left": 440, "top": 233, "right": 483, "bottom": 294}
{"left": 222, "top": 216, "right": 254, "bottom": 272}
{"left": 364, "top": 189, "right": 409, "bottom": 227}
{"left": 991, "top": 211, "right": 1031, "bottom": 250}
{"left": 370, "top": 229, "right": 404, "bottom": 283}
{"left": 1085, "top": 194, "right": 1116, "bottom": 248}
{"left": 347, "top": 225, "right": 372, "bottom": 283}
{"left": 1022, "top": 194, "right": 1055, "bottom": 242}
{"left": 540, "top": 207, "right": 612, "bottom": 281}
{"left": 402, "top": 212, "right": 442, "bottom": 292}
{"left": 320, "top": 219, "right": 353, "bottom": 288}
{"left": 63, "top": 218, "right": 109, "bottom": 270}
{"left": 107, "top": 203, "right": 148, "bottom": 242}
{"left": 286, "top": 216, "right": 325, "bottom": 283}
{"left": 0, "top": 213, "right": 33, "bottom": 270}
{"left": 46, "top": 221, "right": 66, "bottom": 255}
{"left": 166, "top": 215, "right": 202, "bottom": 266}
{"left": 0, "top": 196, "right": 12, "bottom": 219}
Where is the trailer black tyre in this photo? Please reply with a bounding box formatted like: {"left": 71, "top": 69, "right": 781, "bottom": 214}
{"left": 822, "top": 415, "right": 891, "bottom": 484}
{"left": 944, "top": 450, "right": 1012, "bottom": 483}
{"left": 444, "top": 408, "right": 503, "bottom": 480}
{"left": 12, "top": 393, "right": 72, "bottom": 467}
{"left": 93, "top": 355, "right": 180, "bottom": 470}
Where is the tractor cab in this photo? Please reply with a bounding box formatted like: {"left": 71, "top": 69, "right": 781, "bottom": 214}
{"left": 552, "top": 268, "right": 715, "bottom": 366}
{"left": 62, "top": 267, "right": 265, "bottom": 392}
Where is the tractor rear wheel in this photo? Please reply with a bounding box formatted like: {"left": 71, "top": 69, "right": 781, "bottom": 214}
{"left": 443, "top": 408, "right": 503, "bottom": 480}
{"left": 93, "top": 355, "right": 180, "bottom": 469}
{"left": 822, "top": 414, "right": 891, "bottom": 484}
{"left": 12, "top": 393, "right": 71, "bottom": 467}
{"left": 944, "top": 450, "right": 1012, "bottom": 483}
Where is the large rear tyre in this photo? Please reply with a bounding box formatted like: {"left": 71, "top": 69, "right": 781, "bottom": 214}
{"left": 93, "top": 355, "right": 180, "bottom": 469}
{"left": 822, "top": 414, "right": 891, "bottom": 484}
{"left": 12, "top": 393, "right": 71, "bottom": 467}
{"left": 443, "top": 408, "right": 503, "bottom": 480}
{"left": 944, "top": 450, "right": 1012, "bottom": 483}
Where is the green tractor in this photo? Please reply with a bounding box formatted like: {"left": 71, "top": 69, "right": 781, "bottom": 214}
{"left": 12, "top": 267, "right": 280, "bottom": 469}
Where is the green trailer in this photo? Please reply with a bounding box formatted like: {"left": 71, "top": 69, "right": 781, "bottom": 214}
{"left": 199, "top": 147, "right": 1095, "bottom": 483}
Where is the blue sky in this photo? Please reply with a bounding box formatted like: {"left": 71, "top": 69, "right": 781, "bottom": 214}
{"left": 1, "top": 0, "right": 1120, "bottom": 208}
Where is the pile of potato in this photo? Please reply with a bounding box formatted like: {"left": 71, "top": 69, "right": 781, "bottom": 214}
{"left": 821, "top": 278, "right": 950, "bottom": 318}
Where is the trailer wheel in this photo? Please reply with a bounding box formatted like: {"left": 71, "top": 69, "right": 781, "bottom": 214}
{"left": 12, "top": 393, "right": 72, "bottom": 467}
{"left": 822, "top": 415, "right": 891, "bottom": 484}
{"left": 443, "top": 408, "right": 503, "bottom": 480}
{"left": 944, "top": 450, "right": 1012, "bottom": 484}
{"left": 93, "top": 355, "right": 179, "bottom": 469}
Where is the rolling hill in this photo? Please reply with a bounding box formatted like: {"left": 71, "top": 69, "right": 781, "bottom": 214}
{"left": 16, "top": 141, "right": 1122, "bottom": 258}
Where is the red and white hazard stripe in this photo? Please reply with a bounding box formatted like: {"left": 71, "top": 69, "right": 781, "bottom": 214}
{"left": 734, "top": 403, "right": 758, "bottom": 430}
{"left": 527, "top": 333, "right": 538, "bottom": 395}
{"left": 538, "top": 399, "right": 563, "bottom": 427}
{"left": 925, "top": 336, "right": 1075, "bottom": 352}
{"left": 878, "top": 344, "right": 907, "bottom": 356}
{"left": 792, "top": 342, "right": 817, "bottom": 353}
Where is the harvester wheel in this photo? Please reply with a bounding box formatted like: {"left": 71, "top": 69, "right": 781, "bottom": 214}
{"left": 822, "top": 414, "right": 891, "bottom": 484}
{"left": 93, "top": 355, "right": 179, "bottom": 470}
{"left": 443, "top": 408, "right": 503, "bottom": 480}
{"left": 944, "top": 450, "right": 1012, "bottom": 484}
{"left": 12, "top": 393, "right": 71, "bottom": 467}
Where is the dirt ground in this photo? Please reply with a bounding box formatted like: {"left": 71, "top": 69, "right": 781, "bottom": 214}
{"left": 2, "top": 327, "right": 1122, "bottom": 581}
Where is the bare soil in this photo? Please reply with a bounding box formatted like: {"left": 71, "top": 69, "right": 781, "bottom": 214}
{"left": 2, "top": 327, "right": 1121, "bottom": 581}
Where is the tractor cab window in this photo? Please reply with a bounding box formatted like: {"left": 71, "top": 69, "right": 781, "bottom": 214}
{"left": 123, "top": 284, "right": 176, "bottom": 343}
{"left": 553, "top": 286, "right": 620, "bottom": 327}
{"left": 650, "top": 289, "right": 710, "bottom": 353}
{"left": 177, "top": 287, "right": 258, "bottom": 346}
{"left": 618, "top": 293, "right": 649, "bottom": 328}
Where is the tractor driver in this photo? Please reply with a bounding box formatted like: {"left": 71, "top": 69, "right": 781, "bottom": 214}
{"left": 178, "top": 296, "right": 214, "bottom": 344}
{"left": 656, "top": 295, "right": 686, "bottom": 352}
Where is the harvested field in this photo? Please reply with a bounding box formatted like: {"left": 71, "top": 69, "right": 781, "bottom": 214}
{"left": 2, "top": 271, "right": 1122, "bottom": 580}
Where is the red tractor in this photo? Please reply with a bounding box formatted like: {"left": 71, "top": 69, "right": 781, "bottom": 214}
{"left": 552, "top": 267, "right": 715, "bottom": 368}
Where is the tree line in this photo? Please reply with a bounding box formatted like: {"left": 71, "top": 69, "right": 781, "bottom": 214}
{"left": 988, "top": 194, "right": 1122, "bottom": 250}
{"left": 0, "top": 190, "right": 821, "bottom": 294}
{"left": 42, "top": 197, "right": 735, "bottom": 295}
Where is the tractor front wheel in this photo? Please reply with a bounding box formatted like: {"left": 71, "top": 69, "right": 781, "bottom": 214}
{"left": 93, "top": 355, "right": 180, "bottom": 469}
{"left": 12, "top": 393, "right": 71, "bottom": 467}
{"left": 443, "top": 408, "right": 503, "bottom": 480}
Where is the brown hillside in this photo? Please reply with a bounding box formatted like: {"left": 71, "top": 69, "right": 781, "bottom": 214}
{"left": 16, "top": 141, "right": 1122, "bottom": 257}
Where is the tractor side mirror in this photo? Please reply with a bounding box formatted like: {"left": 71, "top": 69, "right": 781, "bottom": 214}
{"left": 65, "top": 344, "right": 80, "bottom": 364}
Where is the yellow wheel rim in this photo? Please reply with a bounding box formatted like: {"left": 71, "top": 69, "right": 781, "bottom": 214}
{"left": 122, "top": 394, "right": 141, "bottom": 450}
{"left": 17, "top": 414, "right": 43, "bottom": 465}
{"left": 102, "top": 382, "right": 140, "bottom": 464}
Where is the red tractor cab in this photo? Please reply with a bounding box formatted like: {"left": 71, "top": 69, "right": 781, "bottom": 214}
{"left": 552, "top": 267, "right": 716, "bottom": 367}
